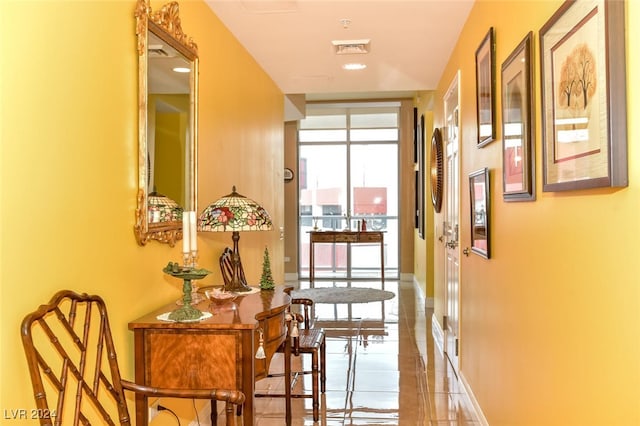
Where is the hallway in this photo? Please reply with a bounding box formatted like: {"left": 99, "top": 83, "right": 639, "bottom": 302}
{"left": 251, "top": 279, "right": 481, "bottom": 425}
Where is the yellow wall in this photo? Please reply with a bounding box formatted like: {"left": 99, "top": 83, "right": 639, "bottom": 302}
{"left": 413, "top": 95, "right": 435, "bottom": 299}
{"left": 432, "top": 0, "right": 640, "bottom": 424}
{"left": 152, "top": 94, "right": 189, "bottom": 206}
{"left": 0, "top": 0, "right": 283, "bottom": 418}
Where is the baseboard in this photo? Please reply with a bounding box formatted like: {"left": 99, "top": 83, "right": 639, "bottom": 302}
{"left": 432, "top": 314, "right": 487, "bottom": 425}
{"left": 410, "top": 274, "right": 434, "bottom": 308}
{"left": 284, "top": 272, "right": 298, "bottom": 282}
{"left": 459, "top": 371, "right": 489, "bottom": 426}
{"left": 400, "top": 272, "right": 414, "bottom": 282}
{"left": 431, "top": 313, "right": 445, "bottom": 355}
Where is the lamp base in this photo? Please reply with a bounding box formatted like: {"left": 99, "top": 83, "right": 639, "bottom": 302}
{"left": 226, "top": 278, "right": 253, "bottom": 293}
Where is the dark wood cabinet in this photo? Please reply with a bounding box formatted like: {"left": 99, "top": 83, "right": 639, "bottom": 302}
{"left": 129, "top": 287, "right": 290, "bottom": 425}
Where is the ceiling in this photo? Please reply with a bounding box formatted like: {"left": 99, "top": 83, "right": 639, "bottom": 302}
{"left": 205, "top": 0, "right": 474, "bottom": 101}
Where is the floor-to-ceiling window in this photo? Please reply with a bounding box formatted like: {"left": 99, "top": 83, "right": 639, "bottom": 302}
{"left": 298, "top": 102, "right": 400, "bottom": 280}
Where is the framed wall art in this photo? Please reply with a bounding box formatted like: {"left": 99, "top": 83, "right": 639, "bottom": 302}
{"left": 413, "top": 107, "right": 418, "bottom": 163}
{"left": 417, "top": 114, "right": 426, "bottom": 239}
{"left": 539, "top": 0, "right": 627, "bottom": 191}
{"left": 501, "top": 31, "right": 535, "bottom": 201}
{"left": 469, "top": 168, "right": 490, "bottom": 259}
{"left": 475, "top": 27, "right": 496, "bottom": 148}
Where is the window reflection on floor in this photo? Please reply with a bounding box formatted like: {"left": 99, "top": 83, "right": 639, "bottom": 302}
{"left": 209, "top": 279, "right": 481, "bottom": 425}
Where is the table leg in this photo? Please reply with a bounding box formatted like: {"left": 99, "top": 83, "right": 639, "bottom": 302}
{"left": 380, "top": 235, "right": 385, "bottom": 282}
{"left": 284, "top": 331, "right": 292, "bottom": 426}
{"left": 134, "top": 393, "right": 148, "bottom": 425}
{"left": 310, "top": 241, "right": 315, "bottom": 283}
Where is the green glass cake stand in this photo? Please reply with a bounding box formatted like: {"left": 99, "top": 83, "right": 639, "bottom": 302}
{"left": 163, "top": 262, "right": 211, "bottom": 322}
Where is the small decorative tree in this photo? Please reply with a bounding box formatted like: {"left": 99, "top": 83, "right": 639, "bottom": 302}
{"left": 259, "top": 246, "right": 275, "bottom": 290}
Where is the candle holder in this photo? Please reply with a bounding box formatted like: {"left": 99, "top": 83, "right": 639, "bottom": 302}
{"left": 182, "top": 251, "right": 198, "bottom": 268}
{"left": 163, "top": 261, "right": 211, "bottom": 321}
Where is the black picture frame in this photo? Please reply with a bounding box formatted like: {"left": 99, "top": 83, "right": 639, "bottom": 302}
{"left": 475, "top": 27, "right": 496, "bottom": 148}
{"left": 417, "top": 114, "right": 425, "bottom": 239}
{"left": 413, "top": 107, "right": 418, "bottom": 163}
{"left": 469, "top": 168, "right": 490, "bottom": 259}
{"left": 501, "top": 32, "right": 535, "bottom": 201}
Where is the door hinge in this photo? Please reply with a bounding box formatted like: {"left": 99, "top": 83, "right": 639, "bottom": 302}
{"left": 443, "top": 315, "right": 448, "bottom": 330}
{"left": 455, "top": 338, "right": 459, "bottom": 356}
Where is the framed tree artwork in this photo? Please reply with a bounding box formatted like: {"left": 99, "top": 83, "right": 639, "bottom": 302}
{"left": 539, "top": 0, "right": 627, "bottom": 191}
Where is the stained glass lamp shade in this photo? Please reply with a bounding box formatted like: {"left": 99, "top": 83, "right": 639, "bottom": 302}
{"left": 148, "top": 192, "right": 183, "bottom": 223}
{"left": 198, "top": 186, "right": 273, "bottom": 292}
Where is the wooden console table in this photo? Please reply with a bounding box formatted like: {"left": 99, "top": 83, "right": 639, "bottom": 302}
{"left": 308, "top": 230, "right": 384, "bottom": 282}
{"left": 128, "top": 287, "right": 291, "bottom": 426}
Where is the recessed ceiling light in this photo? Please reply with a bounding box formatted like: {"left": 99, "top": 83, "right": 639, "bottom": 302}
{"left": 173, "top": 67, "right": 191, "bottom": 73}
{"left": 342, "top": 63, "right": 367, "bottom": 71}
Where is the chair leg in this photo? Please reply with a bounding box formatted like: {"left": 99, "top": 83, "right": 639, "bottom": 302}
{"left": 311, "top": 349, "right": 319, "bottom": 421}
{"left": 320, "top": 338, "right": 326, "bottom": 393}
{"left": 211, "top": 400, "right": 218, "bottom": 424}
{"left": 285, "top": 342, "right": 292, "bottom": 426}
{"left": 224, "top": 401, "right": 235, "bottom": 426}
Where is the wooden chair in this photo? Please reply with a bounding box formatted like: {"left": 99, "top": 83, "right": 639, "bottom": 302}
{"left": 220, "top": 247, "right": 245, "bottom": 290}
{"left": 255, "top": 286, "right": 326, "bottom": 421}
{"left": 21, "top": 290, "right": 245, "bottom": 426}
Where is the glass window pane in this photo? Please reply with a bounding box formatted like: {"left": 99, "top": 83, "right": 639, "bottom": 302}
{"left": 350, "top": 128, "right": 398, "bottom": 141}
{"left": 299, "top": 144, "right": 348, "bottom": 224}
{"left": 352, "top": 218, "right": 399, "bottom": 272}
{"left": 299, "top": 129, "right": 347, "bottom": 142}
{"left": 299, "top": 144, "right": 348, "bottom": 279}
{"left": 298, "top": 105, "right": 400, "bottom": 280}
{"left": 350, "top": 111, "right": 398, "bottom": 128}
{"left": 299, "top": 112, "right": 346, "bottom": 129}
{"left": 350, "top": 144, "right": 398, "bottom": 217}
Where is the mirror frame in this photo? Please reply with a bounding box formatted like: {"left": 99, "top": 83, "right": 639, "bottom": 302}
{"left": 134, "top": 0, "right": 199, "bottom": 247}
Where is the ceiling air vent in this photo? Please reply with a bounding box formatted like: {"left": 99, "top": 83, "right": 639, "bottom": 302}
{"left": 148, "top": 44, "right": 169, "bottom": 57}
{"left": 331, "top": 39, "right": 370, "bottom": 55}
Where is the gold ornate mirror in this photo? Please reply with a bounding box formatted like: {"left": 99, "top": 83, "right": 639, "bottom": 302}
{"left": 134, "top": 0, "right": 198, "bottom": 246}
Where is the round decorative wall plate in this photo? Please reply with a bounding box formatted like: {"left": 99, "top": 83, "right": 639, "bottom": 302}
{"left": 430, "top": 128, "right": 444, "bottom": 213}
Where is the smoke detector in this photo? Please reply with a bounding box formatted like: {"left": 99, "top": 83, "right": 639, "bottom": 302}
{"left": 332, "top": 39, "right": 370, "bottom": 55}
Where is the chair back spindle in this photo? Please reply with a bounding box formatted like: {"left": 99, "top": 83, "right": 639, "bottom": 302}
{"left": 22, "top": 290, "right": 245, "bottom": 426}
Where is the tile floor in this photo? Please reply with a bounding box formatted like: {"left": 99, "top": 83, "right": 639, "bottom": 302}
{"left": 248, "top": 279, "right": 481, "bottom": 426}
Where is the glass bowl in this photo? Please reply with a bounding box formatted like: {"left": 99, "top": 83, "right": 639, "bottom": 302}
{"left": 204, "top": 289, "right": 237, "bottom": 305}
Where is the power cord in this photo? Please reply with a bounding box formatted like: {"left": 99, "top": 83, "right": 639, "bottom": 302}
{"left": 192, "top": 399, "right": 201, "bottom": 426}
{"left": 157, "top": 405, "right": 180, "bottom": 425}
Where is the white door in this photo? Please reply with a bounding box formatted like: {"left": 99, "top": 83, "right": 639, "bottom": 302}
{"left": 443, "top": 73, "right": 460, "bottom": 373}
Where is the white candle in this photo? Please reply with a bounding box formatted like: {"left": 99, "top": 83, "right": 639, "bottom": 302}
{"left": 189, "top": 211, "right": 197, "bottom": 252}
{"left": 182, "top": 212, "right": 190, "bottom": 254}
